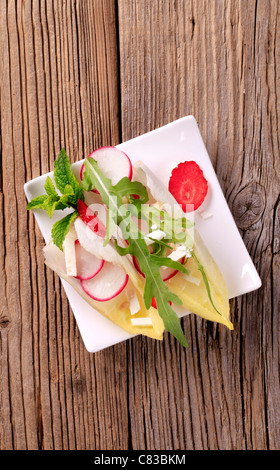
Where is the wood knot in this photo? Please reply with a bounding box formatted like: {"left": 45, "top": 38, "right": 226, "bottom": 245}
{"left": 0, "top": 315, "right": 10, "bottom": 329}
{"left": 232, "top": 182, "right": 266, "bottom": 230}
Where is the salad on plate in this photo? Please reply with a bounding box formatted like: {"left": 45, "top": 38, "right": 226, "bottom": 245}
{"left": 26, "top": 147, "right": 233, "bottom": 348}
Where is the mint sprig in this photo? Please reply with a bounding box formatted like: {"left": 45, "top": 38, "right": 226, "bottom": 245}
{"left": 27, "top": 149, "right": 83, "bottom": 250}
{"left": 51, "top": 211, "right": 78, "bottom": 250}
{"left": 54, "top": 149, "right": 84, "bottom": 203}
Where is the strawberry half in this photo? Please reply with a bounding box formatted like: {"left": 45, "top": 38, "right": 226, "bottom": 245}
{"left": 168, "top": 161, "right": 208, "bottom": 212}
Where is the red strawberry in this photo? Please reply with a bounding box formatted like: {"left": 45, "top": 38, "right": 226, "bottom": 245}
{"left": 168, "top": 161, "right": 208, "bottom": 212}
{"left": 77, "top": 199, "right": 106, "bottom": 238}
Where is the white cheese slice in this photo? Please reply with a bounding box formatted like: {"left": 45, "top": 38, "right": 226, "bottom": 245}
{"left": 168, "top": 246, "right": 187, "bottom": 262}
{"left": 183, "top": 273, "right": 201, "bottom": 285}
{"left": 199, "top": 211, "right": 213, "bottom": 220}
{"left": 131, "top": 317, "right": 153, "bottom": 326}
{"left": 62, "top": 226, "right": 77, "bottom": 277}
{"left": 126, "top": 289, "right": 140, "bottom": 315}
{"left": 165, "top": 245, "right": 192, "bottom": 263}
{"left": 144, "top": 229, "right": 166, "bottom": 245}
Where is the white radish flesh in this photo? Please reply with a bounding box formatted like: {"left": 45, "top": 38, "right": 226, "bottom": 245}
{"left": 132, "top": 255, "right": 182, "bottom": 282}
{"left": 80, "top": 146, "right": 132, "bottom": 189}
{"left": 75, "top": 240, "right": 104, "bottom": 280}
{"left": 80, "top": 261, "right": 129, "bottom": 301}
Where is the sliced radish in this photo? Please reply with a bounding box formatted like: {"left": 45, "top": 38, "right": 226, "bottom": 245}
{"left": 74, "top": 240, "right": 104, "bottom": 280}
{"left": 132, "top": 240, "right": 185, "bottom": 282}
{"left": 161, "top": 259, "right": 185, "bottom": 281}
{"left": 128, "top": 215, "right": 185, "bottom": 281}
{"left": 80, "top": 261, "right": 129, "bottom": 301}
{"left": 77, "top": 199, "right": 106, "bottom": 239}
{"left": 132, "top": 254, "right": 183, "bottom": 281}
{"left": 80, "top": 146, "right": 132, "bottom": 192}
{"left": 151, "top": 298, "right": 171, "bottom": 309}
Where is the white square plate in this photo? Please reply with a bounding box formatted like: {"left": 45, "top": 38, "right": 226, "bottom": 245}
{"left": 24, "top": 116, "right": 261, "bottom": 352}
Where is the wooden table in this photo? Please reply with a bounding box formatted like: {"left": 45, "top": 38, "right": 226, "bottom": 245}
{"left": 0, "top": 0, "right": 279, "bottom": 451}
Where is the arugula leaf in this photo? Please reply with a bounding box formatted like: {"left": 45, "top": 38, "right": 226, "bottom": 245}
{"left": 81, "top": 162, "right": 149, "bottom": 205}
{"left": 141, "top": 204, "right": 194, "bottom": 250}
{"left": 82, "top": 157, "right": 149, "bottom": 245}
{"left": 113, "top": 178, "right": 149, "bottom": 203}
{"left": 115, "top": 236, "right": 188, "bottom": 347}
{"left": 51, "top": 211, "right": 78, "bottom": 251}
{"left": 83, "top": 156, "right": 188, "bottom": 347}
{"left": 191, "top": 252, "right": 221, "bottom": 316}
{"left": 150, "top": 255, "right": 189, "bottom": 276}
{"left": 141, "top": 204, "right": 221, "bottom": 316}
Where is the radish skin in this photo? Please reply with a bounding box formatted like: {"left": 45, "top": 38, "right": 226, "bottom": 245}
{"left": 74, "top": 240, "right": 104, "bottom": 281}
{"left": 80, "top": 261, "right": 129, "bottom": 301}
{"left": 80, "top": 146, "right": 132, "bottom": 192}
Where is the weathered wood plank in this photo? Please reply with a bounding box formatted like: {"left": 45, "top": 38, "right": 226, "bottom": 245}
{"left": 0, "top": 0, "right": 279, "bottom": 451}
{"left": 0, "top": 0, "right": 127, "bottom": 450}
{"left": 118, "top": 0, "right": 279, "bottom": 450}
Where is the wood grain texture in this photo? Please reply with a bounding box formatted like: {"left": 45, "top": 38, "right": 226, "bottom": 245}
{"left": 118, "top": 0, "right": 280, "bottom": 450}
{"left": 0, "top": 0, "right": 127, "bottom": 450}
{"left": 0, "top": 0, "right": 279, "bottom": 450}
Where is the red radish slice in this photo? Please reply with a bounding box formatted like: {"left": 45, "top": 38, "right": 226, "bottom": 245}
{"left": 160, "top": 258, "right": 185, "bottom": 281}
{"left": 80, "top": 146, "right": 132, "bottom": 192}
{"left": 80, "top": 261, "right": 129, "bottom": 301}
{"left": 74, "top": 240, "right": 104, "bottom": 280}
{"left": 151, "top": 298, "right": 171, "bottom": 309}
{"left": 132, "top": 255, "right": 183, "bottom": 281}
{"left": 77, "top": 199, "right": 106, "bottom": 239}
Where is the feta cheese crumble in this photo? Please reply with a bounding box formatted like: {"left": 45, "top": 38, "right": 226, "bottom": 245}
{"left": 131, "top": 317, "right": 153, "bottom": 326}
{"left": 126, "top": 289, "right": 140, "bottom": 315}
{"left": 144, "top": 229, "right": 166, "bottom": 245}
{"left": 183, "top": 273, "right": 201, "bottom": 285}
{"left": 167, "top": 245, "right": 192, "bottom": 262}
{"left": 199, "top": 211, "right": 213, "bottom": 220}
{"left": 63, "top": 227, "right": 77, "bottom": 276}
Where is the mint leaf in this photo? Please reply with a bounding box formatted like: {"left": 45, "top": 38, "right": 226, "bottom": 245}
{"left": 44, "top": 176, "right": 58, "bottom": 197}
{"left": 28, "top": 148, "right": 84, "bottom": 225}
{"left": 51, "top": 211, "right": 78, "bottom": 250}
{"left": 27, "top": 194, "right": 48, "bottom": 210}
{"left": 63, "top": 184, "right": 75, "bottom": 195}
{"left": 27, "top": 149, "right": 84, "bottom": 249}
{"left": 42, "top": 195, "right": 60, "bottom": 218}
{"left": 54, "top": 148, "right": 84, "bottom": 203}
